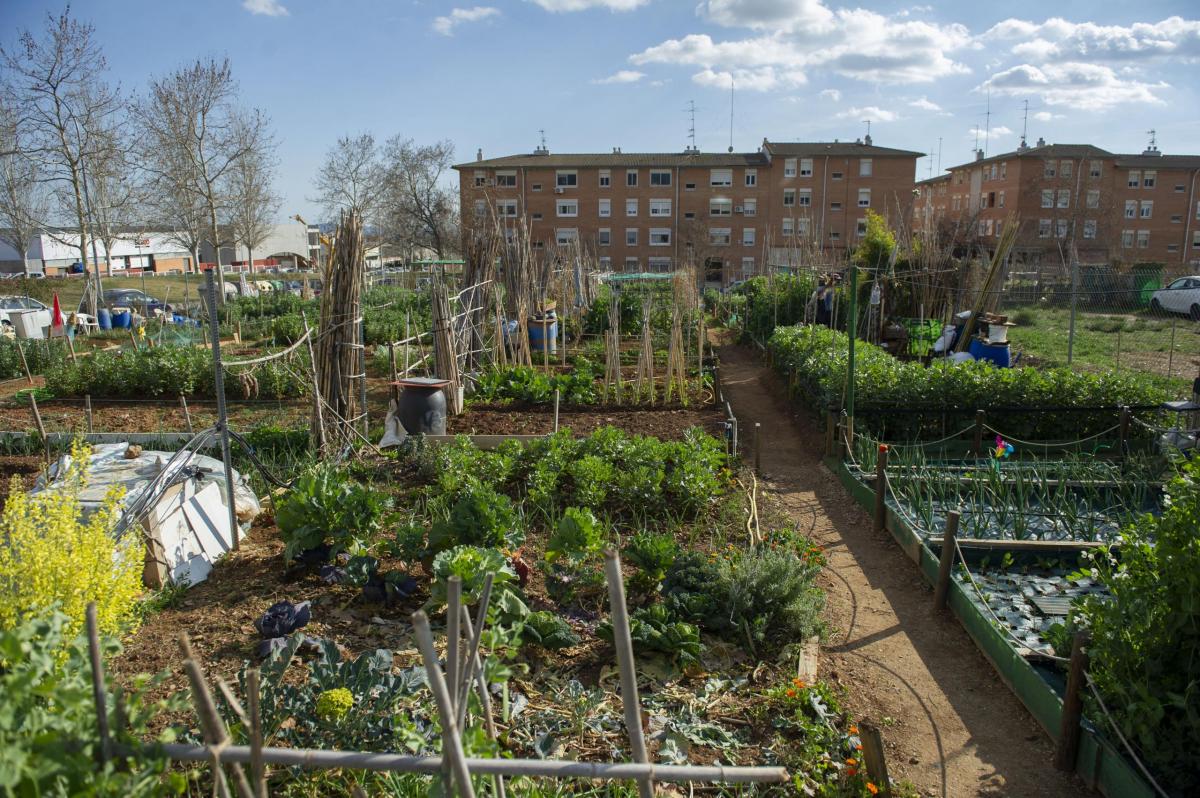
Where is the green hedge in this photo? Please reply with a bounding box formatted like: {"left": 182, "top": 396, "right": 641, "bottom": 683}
{"left": 767, "top": 324, "right": 1170, "bottom": 441}
{"left": 45, "top": 346, "right": 307, "bottom": 399}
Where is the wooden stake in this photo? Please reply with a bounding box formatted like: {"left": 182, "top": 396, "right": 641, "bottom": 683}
{"left": 86, "top": 603, "right": 113, "bottom": 765}
{"left": 180, "top": 394, "right": 194, "bottom": 434}
{"left": 17, "top": 341, "right": 33, "bottom": 385}
{"left": 84, "top": 394, "right": 94, "bottom": 434}
{"left": 754, "top": 422, "right": 762, "bottom": 473}
{"left": 603, "top": 551, "right": 654, "bottom": 798}
{"left": 824, "top": 411, "right": 836, "bottom": 458}
{"left": 388, "top": 343, "right": 399, "bottom": 402}
{"left": 1118, "top": 406, "right": 1130, "bottom": 458}
{"left": 30, "top": 394, "right": 48, "bottom": 465}
{"left": 1054, "top": 632, "right": 1091, "bottom": 772}
{"left": 933, "top": 510, "right": 960, "bottom": 611}
{"left": 66, "top": 332, "right": 77, "bottom": 363}
{"left": 859, "top": 722, "right": 892, "bottom": 797}
{"left": 179, "top": 635, "right": 255, "bottom": 798}
{"left": 247, "top": 669, "right": 267, "bottom": 798}
{"left": 411, "top": 612, "right": 477, "bottom": 798}
{"left": 873, "top": 444, "right": 889, "bottom": 533}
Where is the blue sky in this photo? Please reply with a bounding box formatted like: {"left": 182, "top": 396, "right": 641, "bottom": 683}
{"left": 6, "top": 0, "right": 1199, "bottom": 221}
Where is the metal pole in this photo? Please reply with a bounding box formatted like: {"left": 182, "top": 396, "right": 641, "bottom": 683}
{"left": 846, "top": 266, "right": 858, "bottom": 422}
{"left": 1066, "top": 257, "right": 1078, "bottom": 365}
{"left": 603, "top": 551, "right": 654, "bottom": 798}
{"left": 1167, "top": 317, "right": 1176, "bottom": 379}
{"left": 205, "top": 271, "right": 241, "bottom": 551}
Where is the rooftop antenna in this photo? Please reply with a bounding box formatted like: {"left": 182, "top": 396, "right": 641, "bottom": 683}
{"left": 686, "top": 99, "right": 697, "bottom": 152}
{"left": 1020, "top": 99, "right": 1029, "bottom": 148}
{"left": 539, "top": 129, "right": 546, "bottom": 150}
{"left": 983, "top": 89, "right": 991, "bottom": 157}
{"left": 728, "top": 77, "right": 734, "bottom": 153}
{"left": 972, "top": 125, "right": 980, "bottom": 155}
{"left": 937, "top": 136, "right": 942, "bottom": 174}
{"left": 1147, "top": 128, "right": 1157, "bottom": 149}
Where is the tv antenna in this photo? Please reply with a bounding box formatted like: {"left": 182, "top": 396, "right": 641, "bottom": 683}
{"left": 538, "top": 129, "right": 547, "bottom": 150}
{"left": 1147, "top": 128, "right": 1157, "bottom": 149}
{"left": 937, "top": 136, "right": 942, "bottom": 174}
{"left": 685, "top": 100, "right": 697, "bottom": 151}
{"left": 1020, "top": 99, "right": 1029, "bottom": 148}
{"left": 862, "top": 119, "right": 871, "bottom": 141}
{"left": 972, "top": 125, "right": 980, "bottom": 154}
{"left": 983, "top": 89, "right": 991, "bottom": 157}
{"left": 728, "top": 77, "right": 734, "bottom": 153}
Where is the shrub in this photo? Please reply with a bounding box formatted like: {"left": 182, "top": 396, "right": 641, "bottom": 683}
{"left": 275, "top": 464, "right": 392, "bottom": 561}
{"left": 718, "top": 546, "right": 825, "bottom": 649}
{"left": 1070, "top": 459, "right": 1200, "bottom": 794}
{"left": 429, "top": 483, "right": 523, "bottom": 554}
{"left": 0, "top": 441, "right": 141, "bottom": 642}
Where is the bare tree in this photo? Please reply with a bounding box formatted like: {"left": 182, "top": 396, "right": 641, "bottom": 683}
{"left": 227, "top": 121, "right": 280, "bottom": 274}
{"left": 312, "top": 133, "right": 381, "bottom": 219}
{"left": 138, "top": 58, "right": 271, "bottom": 300}
{"left": 87, "top": 119, "right": 143, "bottom": 277}
{"left": 1, "top": 8, "right": 123, "bottom": 313}
{"left": 142, "top": 149, "right": 207, "bottom": 277}
{"left": 0, "top": 101, "right": 49, "bottom": 277}
{"left": 381, "top": 136, "right": 459, "bottom": 259}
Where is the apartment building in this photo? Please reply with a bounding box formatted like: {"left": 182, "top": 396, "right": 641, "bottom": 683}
{"left": 918, "top": 139, "right": 1200, "bottom": 271}
{"left": 455, "top": 137, "right": 922, "bottom": 285}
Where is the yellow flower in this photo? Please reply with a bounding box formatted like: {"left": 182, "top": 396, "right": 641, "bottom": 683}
{"left": 845, "top": 758, "right": 857, "bottom": 766}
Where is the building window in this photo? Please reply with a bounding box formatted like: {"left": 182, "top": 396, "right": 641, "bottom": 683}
{"left": 497, "top": 200, "right": 518, "bottom": 217}
{"left": 532, "top": 240, "right": 544, "bottom": 249}
{"left": 710, "top": 169, "right": 732, "bottom": 187}
{"left": 1086, "top": 190, "right": 1099, "bottom": 209}
{"left": 745, "top": 169, "right": 757, "bottom": 187}
{"left": 555, "top": 228, "right": 578, "bottom": 246}
{"left": 1089, "top": 160, "right": 1102, "bottom": 179}
{"left": 829, "top": 231, "right": 840, "bottom": 241}
{"left": 624, "top": 257, "right": 638, "bottom": 271}
{"left": 685, "top": 182, "right": 696, "bottom": 190}
{"left": 599, "top": 169, "right": 611, "bottom": 187}
{"left": 856, "top": 218, "right": 868, "bottom": 237}
{"left": 1056, "top": 219, "right": 1068, "bottom": 238}
{"left": 1171, "top": 214, "right": 1183, "bottom": 224}
{"left": 831, "top": 171, "right": 843, "bottom": 180}
{"left": 649, "top": 169, "right": 671, "bottom": 186}
{"left": 1137, "top": 230, "right": 1150, "bottom": 249}
{"left": 1127, "top": 170, "right": 1140, "bottom": 188}
{"left": 1039, "top": 219, "right": 1052, "bottom": 238}
{"left": 1143, "top": 170, "right": 1156, "bottom": 189}
{"left": 649, "top": 228, "right": 671, "bottom": 246}
{"left": 599, "top": 256, "right": 612, "bottom": 269}
{"left": 1196, "top": 201, "right": 1200, "bottom": 220}
{"left": 648, "top": 256, "right": 671, "bottom": 272}
{"left": 1176, "top": 184, "right": 1186, "bottom": 192}
{"left": 798, "top": 190, "right": 811, "bottom": 207}
{"left": 531, "top": 183, "right": 542, "bottom": 191}
{"left": 782, "top": 218, "right": 794, "bottom": 236}
{"left": 742, "top": 257, "right": 755, "bottom": 278}
{"left": 598, "top": 228, "right": 611, "bottom": 246}
{"left": 1041, "top": 190, "right": 1054, "bottom": 208}
{"left": 496, "top": 170, "right": 517, "bottom": 187}
{"left": 1140, "top": 200, "right": 1153, "bottom": 219}
{"left": 1083, "top": 220, "right": 1097, "bottom": 239}
{"left": 532, "top": 212, "right": 543, "bottom": 220}
{"left": 1194, "top": 231, "right": 1200, "bottom": 249}
{"left": 626, "top": 199, "right": 638, "bottom": 217}
{"left": 1044, "top": 161, "right": 1056, "bottom": 178}
{"left": 684, "top": 212, "right": 695, "bottom": 219}
{"left": 858, "top": 188, "right": 871, "bottom": 208}
{"left": 709, "top": 228, "right": 731, "bottom": 246}
{"left": 473, "top": 200, "right": 486, "bottom": 217}
{"left": 599, "top": 198, "right": 611, "bottom": 217}
{"left": 784, "top": 158, "right": 797, "bottom": 178}
{"left": 830, "top": 201, "right": 842, "bottom": 211}
{"left": 859, "top": 158, "right": 873, "bottom": 177}
{"left": 952, "top": 196, "right": 960, "bottom": 211}
{"left": 556, "top": 170, "right": 577, "bottom": 187}
{"left": 742, "top": 228, "right": 755, "bottom": 246}
{"left": 556, "top": 199, "right": 578, "bottom": 217}
{"left": 626, "top": 228, "right": 638, "bottom": 246}
{"left": 999, "top": 191, "right": 1006, "bottom": 208}
{"left": 626, "top": 169, "right": 639, "bottom": 187}
{"left": 800, "top": 158, "right": 813, "bottom": 177}
{"left": 649, "top": 199, "right": 672, "bottom": 217}
{"left": 710, "top": 198, "right": 732, "bottom": 216}
{"left": 1122, "top": 230, "right": 1134, "bottom": 248}
{"left": 473, "top": 170, "right": 486, "bottom": 187}
{"left": 1057, "top": 189, "right": 1070, "bottom": 209}
{"left": 783, "top": 189, "right": 796, "bottom": 207}
{"left": 1167, "top": 244, "right": 1179, "bottom": 252}
{"left": 1060, "top": 160, "right": 1073, "bottom": 178}
{"left": 1125, "top": 200, "right": 1137, "bottom": 219}
{"left": 743, "top": 198, "right": 757, "bottom": 216}
{"left": 1000, "top": 162, "right": 1007, "bottom": 179}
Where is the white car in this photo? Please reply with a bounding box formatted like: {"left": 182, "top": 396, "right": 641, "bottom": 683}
{"left": 1150, "top": 276, "right": 1200, "bottom": 321}
{"left": 0, "top": 295, "right": 53, "bottom": 331}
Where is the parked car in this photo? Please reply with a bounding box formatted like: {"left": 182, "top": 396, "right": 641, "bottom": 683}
{"left": 0, "top": 295, "right": 52, "bottom": 331}
{"left": 1149, "top": 276, "right": 1200, "bottom": 321}
{"left": 82, "top": 289, "right": 169, "bottom": 315}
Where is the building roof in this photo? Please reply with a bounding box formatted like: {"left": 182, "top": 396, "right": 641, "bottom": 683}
{"left": 915, "top": 174, "right": 951, "bottom": 186}
{"left": 947, "top": 143, "right": 1113, "bottom": 171}
{"left": 1112, "top": 153, "right": 1200, "bottom": 169}
{"left": 764, "top": 140, "right": 924, "bottom": 158}
{"left": 454, "top": 151, "right": 768, "bottom": 169}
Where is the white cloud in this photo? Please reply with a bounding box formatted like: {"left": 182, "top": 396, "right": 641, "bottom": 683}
{"left": 979, "top": 62, "right": 1168, "bottom": 110}
{"left": 432, "top": 6, "right": 500, "bottom": 35}
{"left": 632, "top": 33, "right": 808, "bottom": 70}
{"left": 968, "top": 125, "right": 1014, "bottom": 140}
{"left": 592, "top": 70, "right": 645, "bottom": 84}
{"left": 243, "top": 0, "right": 288, "bottom": 17}
{"left": 530, "top": 0, "right": 647, "bottom": 10}
{"left": 1032, "top": 111, "right": 1063, "bottom": 121}
{"left": 909, "top": 96, "right": 942, "bottom": 111}
{"left": 693, "top": 66, "right": 806, "bottom": 92}
{"left": 981, "top": 16, "right": 1200, "bottom": 63}
{"left": 819, "top": 88, "right": 841, "bottom": 101}
{"left": 699, "top": 0, "right": 835, "bottom": 32}
{"left": 834, "top": 105, "right": 900, "bottom": 122}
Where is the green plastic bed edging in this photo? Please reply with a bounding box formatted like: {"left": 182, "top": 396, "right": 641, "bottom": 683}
{"left": 825, "top": 455, "right": 1156, "bottom": 798}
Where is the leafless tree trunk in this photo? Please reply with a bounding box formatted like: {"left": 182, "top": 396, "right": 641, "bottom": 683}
{"left": 2, "top": 8, "right": 122, "bottom": 314}
{"left": 137, "top": 58, "right": 272, "bottom": 303}
{"left": 0, "top": 102, "right": 48, "bottom": 277}
{"left": 87, "top": 119, "right": 142, "bottom": 278}
{"left": 228, "top": 120, "right": 280, "bottom": 276}
{"left": 381, "top": 136, "right": 459, "bottom": 259}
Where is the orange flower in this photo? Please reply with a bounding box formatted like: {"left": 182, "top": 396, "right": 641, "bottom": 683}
{"left": 848, "top": 725, "right": 859, "bottom": 734}
{"left": 846, "top": 768, "right": 858, "bottom": 777}
{"left": 866, "top": 783, "right": 879, "bottom": 795}
{"left": 785, "top": 688, "right": 796, "bottom": 698}
{"left": 792, "top": 678, "right": 806, "bottom": 688}
{"left": 845, "top": 758, "right": 857, "bottom": 766}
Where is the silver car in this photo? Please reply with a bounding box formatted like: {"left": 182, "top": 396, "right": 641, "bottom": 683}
{"left": 0, "top": 295, "right": 52, "bottom": 330}
{"left": 1149, "top": 276, "right": 1200, "bottom": 321}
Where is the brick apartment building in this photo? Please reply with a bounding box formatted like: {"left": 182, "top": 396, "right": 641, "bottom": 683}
{"left": 916, "top": 139, "right": 1200, "bottom": 273}
{"left": 455, "top": 137, "right": 922, "bottom": 285}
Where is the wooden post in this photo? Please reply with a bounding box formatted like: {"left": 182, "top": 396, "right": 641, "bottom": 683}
{"left": 753, "top": 422, "right": 762, "bottom": 473}
{"left": 1118, "top": 406, "right": 1130, "bottom": 457}
{"left": 825, "top": 411, "right": 836, "bottom": 458}
{"left": 17, "top": 341, "right": 33, "bottom": 385}
{"left": 972, "top": 409, "right": 985, "bottom": 454}
{"left": 180, "top": 394, "right": 194, "bottom": 434}
{"left": 933, "top": 510, "right": 961, "bottom": 611}
{"left": 542, "top": 321, "right": 550, "bottom": 373}
{"left": 554, "top": 388, "right": 561, "bottom": 433}
{"left": 247, "top": 669, "right": 267, "bottom": 798}
{"left": 85, "top": 603, "right": 113, "bottom": 765}
{"left": 129, "top": 328, "right": 139, "bottom": 351}
{"left": 873, "top": 445, "right": 889, "bottom": 533}
{"left": 411, "top": 612, "right": 477, "bottom": 798}
{"left": 30, "top": 394, "right": 49, "bottom": 465}
{"left": 603, "top": 551, "right": 655, "bottom": 798}
{"left": 859, "top": 722, "right": 892, "bottom": 797}
{"left": 84, "top": 394, "right": 94, "bottom": 434}
{"left": 66, "top": 333, "right": 77, "bottom": 363}
{"left": 388, "top": 343, "right": 400, "bottom": 402}
{"left": 1054, "top": 631, "right": 1091, "bottom": 772}
{"left": 845, "top": 415, "right": 855, "bottom": 454}
{"left": 179, "top": 635, "right": 255, "bottom": 798}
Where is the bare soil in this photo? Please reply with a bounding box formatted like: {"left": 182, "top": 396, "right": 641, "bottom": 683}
{"left": 450, "top": 402, "right": 727, "bottom": 439}
{"left": 713, "top": 335, "right": 1083, "bottom": 798}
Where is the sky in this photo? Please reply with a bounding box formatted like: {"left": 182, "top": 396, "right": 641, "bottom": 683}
{"left": 6, "top": 0, "right": 1200, "bottom": 222}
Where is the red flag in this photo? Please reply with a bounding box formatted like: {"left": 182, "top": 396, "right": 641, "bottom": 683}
{"left": 51, "top": 292, "right": 64, "bottom": 334}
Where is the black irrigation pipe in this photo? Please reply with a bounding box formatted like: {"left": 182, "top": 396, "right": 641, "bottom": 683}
{"left": 847, "top": 403, "right": 1166, "bottom": 416}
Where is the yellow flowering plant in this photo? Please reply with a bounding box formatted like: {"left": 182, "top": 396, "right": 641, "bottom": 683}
{"left": 0, "top": 440, "right": 141, "bottom": 644}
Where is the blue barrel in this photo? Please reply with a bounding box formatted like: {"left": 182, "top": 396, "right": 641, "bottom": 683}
{"left": 112, "top": 310, "right": 132, "bottom": 329}
{"left": 97, "top": 309, "right": 112, "bottom": 330}
{"left": 968, "top": 338, "right": 1011, "bottom": 368}
{"left": 528, "top": 317, "right": 558, "bottom": 353}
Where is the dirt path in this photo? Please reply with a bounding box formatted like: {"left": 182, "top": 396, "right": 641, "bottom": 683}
{"left": 715, "top": 340, "right": 1082, "bottom": 798}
